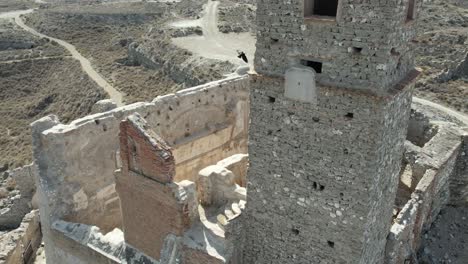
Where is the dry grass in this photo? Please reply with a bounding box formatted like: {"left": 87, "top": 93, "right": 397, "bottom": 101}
{"left": 0, "top": 57, "right": 105, "bottom": 169}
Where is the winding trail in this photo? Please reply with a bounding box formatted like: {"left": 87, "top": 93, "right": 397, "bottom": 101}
{"left": 0, "top": 9, "right": 124, "bottom": 106}
{"left": 413, "top": 97, "right": 468, "bottom": 125}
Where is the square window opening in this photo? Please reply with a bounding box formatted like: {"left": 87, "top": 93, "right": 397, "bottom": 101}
{"left": 301, "top": 60, "right": 322, "bottom": 73}
{"left": 304, "top": 0, "right": 339, "bottom": 18}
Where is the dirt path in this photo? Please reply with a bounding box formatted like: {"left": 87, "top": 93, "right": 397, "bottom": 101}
{"left": 0, "top": 9, "right": 124, "bottom": 106}
{"left": 413, "top": 97, "right": 468, "bottom": 125}
{"left": 171, "top": 0, "right": 255, "bottom": 68}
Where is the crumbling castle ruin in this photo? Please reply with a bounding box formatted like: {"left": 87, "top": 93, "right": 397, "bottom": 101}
{"left": 1, "top": 0, "right": 467, "bottom": 263}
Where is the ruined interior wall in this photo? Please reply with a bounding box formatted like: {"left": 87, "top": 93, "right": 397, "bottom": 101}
{"left": 406, "top": 109, "right": 438, "bottom": 147}
{"left": 48, "top": 223, "right": 121, "bottom": 264}
{"left": 145, "top": 76, "right": 249, "bottom": 182}
{"left": 0, "top": 164, "right": 36, "bottom": 230}
{"left": 449, "top": 129, "right": 468, "bottom": 205}
{"left": 385, "top": 122, "right": 464, "bottom": 264}
{"left": 0, "top": 210, "right": 41, "bottom": 264}
{"left": 243, "top": 75, "right": 413, "bottom": 264}
{"left": 32, "top": 76, "right": 248, "bottom": 264}
{"left": 255, "top": 0, "right": 421, "bottom": 93}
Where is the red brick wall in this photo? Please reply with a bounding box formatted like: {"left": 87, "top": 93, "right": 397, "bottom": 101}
{"left": 116, "top": 114, "right": 188, "bottom": 260}
{"left": 119, "top": 117, "right": 175, "bottom": 183}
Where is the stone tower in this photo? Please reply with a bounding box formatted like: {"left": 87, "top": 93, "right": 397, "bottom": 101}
{"left": 243, "top": 0, "right": 420, "bottom": 263}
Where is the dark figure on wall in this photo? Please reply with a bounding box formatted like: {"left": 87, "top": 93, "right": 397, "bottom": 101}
{"left": 237, "top": 50, "right": 248, "bottom": 63}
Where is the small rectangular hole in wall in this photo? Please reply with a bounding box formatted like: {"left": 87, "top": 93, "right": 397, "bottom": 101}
{"left": 304, "top": 0, "right": 339, "bottom": 18}
{"left": 407, "top": 0, "right": 416, "bottom": 21}
{"left": 300, "top": 60, "right": 322, "bottom": 73}
{"left": 350, "top": 47, "right": 362, "bottom": 55}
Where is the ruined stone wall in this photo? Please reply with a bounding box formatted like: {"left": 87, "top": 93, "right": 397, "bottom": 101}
{"left": 385, "top": 122, "right": 465, "bottom": 264}
{"left": 31, "top": 76, "right": 248, "bottom": 264}
{"left": 437, "top": 53, "right": 468, "bottom": 82}
{"left": 116, "top": 113, "right": 195, "bottom": 261}
{"left": 255, "top": 0, "right": 422, "bottom": 93}
{"left": 128, "top": 41, "right": 235, "bottom": 89}
{"left": 449, "top": 128, "right": 468, "bottom": 205}
{"left": 0, "top": 164, "right": 36, "bottom": 231}
{"left": 0, "top": 210, "right": 41, "bottom": 264}
{"left": 148, "top": 77, "right": 249, "bottom": 182}
{"left": 49, "top": 221, "right": 122, "bottom": 264}
{"left": 243, "top": 74, "right": 414, "bottom": 264}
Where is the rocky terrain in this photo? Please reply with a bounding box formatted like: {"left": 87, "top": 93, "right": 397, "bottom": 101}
{"left": 0, "top": 20, "right": 66, "bottom": 62}
{"left": 218, "top": 0, "right": 256, "bottom": 33}
{"left": 0, "top": 177, "right": 19, "bottom": 224}
{"left": 414, "top": 0, "right": 468, "bottom": 114}
{"left": 418, "top": 206, "right": 468, "bottom": 264}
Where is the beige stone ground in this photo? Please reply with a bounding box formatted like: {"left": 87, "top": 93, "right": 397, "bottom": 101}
{"left": 33, "top": 244, "right": 46, "bottom": 264}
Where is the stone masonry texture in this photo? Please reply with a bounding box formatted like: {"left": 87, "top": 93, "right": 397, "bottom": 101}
{"left": 244, "top": 0, "right": 420, "bottom": 262}
{"left": 255, "top": 0, "right": 421, "bottom": 94}
{"left": 243, "top": 74, "right": 415, "bottom": 264}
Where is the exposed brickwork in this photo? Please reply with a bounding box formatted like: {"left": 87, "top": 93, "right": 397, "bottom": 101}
{"left": 119, "top": 113, "right": 175, "bottom": 183}
{"left": 116, "top": 171, "right": 189, "bottom": 260}
{"left": 116, "top": 113, "right": 188, "bottom": 260}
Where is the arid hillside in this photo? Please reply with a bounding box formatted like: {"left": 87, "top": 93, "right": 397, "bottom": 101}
{"left": 0, "top": 19, "right": 105, "bottom": 170}
{"left": 414, "top": 0, "right": 468, "bottom": 113}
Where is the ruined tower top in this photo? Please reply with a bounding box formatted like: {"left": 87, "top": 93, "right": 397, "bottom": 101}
{"left": 255, "top": 0, "right": 419, "bottom": 94}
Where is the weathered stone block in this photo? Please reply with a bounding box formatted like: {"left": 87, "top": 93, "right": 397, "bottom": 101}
{"left": 284, "top": 66, "right": 317, "bottom": 104}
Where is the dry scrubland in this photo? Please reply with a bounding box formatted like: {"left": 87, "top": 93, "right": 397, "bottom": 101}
{"left": 23, "top": 0, "right": 227, "bottom": 104}
{"left": 0, "top": 0, "right": 31, "bottom": 13}
{"left": 414, "top": 0, "right": 468, "bottom": 113}
{"left": 0, "top": 20, "right": 105, "bottom": 170}
{"left": 0, "top": 58, "right": 105, "bottom": 169}
{"left": 23, "top": 2, "right": 180, "bottom": 104}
